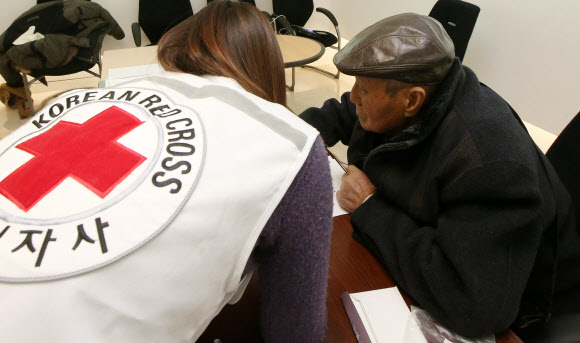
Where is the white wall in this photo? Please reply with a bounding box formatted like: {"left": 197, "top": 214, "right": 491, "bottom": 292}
{"left": 1, "top": 1, "right": 37, "bottom": 33}
{"left": 2, "top": 0, "right": 579, "bottom": 134}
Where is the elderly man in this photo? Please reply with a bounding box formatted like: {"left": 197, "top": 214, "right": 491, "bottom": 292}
{"left": 300, "top": 13, "right": 580, "bottom": 342}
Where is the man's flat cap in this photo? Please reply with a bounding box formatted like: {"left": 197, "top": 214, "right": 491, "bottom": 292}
{"left": 334, "top": 13, "right": 455, "bottom": 84}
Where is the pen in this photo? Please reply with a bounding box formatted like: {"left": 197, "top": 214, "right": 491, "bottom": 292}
{"left": 326, "top": 146, "right": 348, "bottom": 173}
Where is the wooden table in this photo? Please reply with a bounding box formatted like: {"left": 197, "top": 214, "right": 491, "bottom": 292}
{"left": 198, "top": 215, "right": 523, "bottom": 343}
{"left": 100, "top": 35, "right": 324, "bottom": 91}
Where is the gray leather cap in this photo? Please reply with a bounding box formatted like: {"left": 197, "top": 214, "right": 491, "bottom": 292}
{"left": 334, "top": 13, "right": 455, "bottom": 85}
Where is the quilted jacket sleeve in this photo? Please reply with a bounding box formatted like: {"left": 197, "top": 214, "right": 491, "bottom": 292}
{"left": 351, "top": 161, "right": 547, "bottom": 337}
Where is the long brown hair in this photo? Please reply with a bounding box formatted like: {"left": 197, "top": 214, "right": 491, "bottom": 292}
{"left": 157, "top": 1, "right": 286, "bottom": 106}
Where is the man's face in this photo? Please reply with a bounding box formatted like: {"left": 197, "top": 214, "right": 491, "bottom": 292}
{"left": 350, "top": 76, "right": 410, "bottom": 134}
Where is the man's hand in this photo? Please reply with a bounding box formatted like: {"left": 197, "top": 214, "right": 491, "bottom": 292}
{"left": 337, "top": 165, "right": 376, "bottom": 213}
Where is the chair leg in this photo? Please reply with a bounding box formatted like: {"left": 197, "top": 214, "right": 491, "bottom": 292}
{"left": 286, "top": 67, "right": 296, "bottom": 92}
{"left": 97, "top": 48, "right": 103, "bottom": 78}
{"left": 300, "top": 27, "right": 341, "bottom": 79}
{"left": 85, "top": 49, "right": 103, "bottom": 79}
{"left": 301, "top": 65, "right": 340, "bottom": 79}
{"left": 20, "top": 73, "right": 35, "bottom": 118}
{"left": 84, "top": 69, "right": 100, "bottom": 78}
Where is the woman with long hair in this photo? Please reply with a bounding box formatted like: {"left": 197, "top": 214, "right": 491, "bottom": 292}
{"left": 158, "top": 0, "right": 286, "bottom": 106}
{"left": 156, "top": 3, "right": 333, "bottom": 342}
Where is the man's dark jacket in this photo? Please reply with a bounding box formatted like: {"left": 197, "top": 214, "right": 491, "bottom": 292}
{"left": 300, "top": 60, "right": 580, "bottom": 337}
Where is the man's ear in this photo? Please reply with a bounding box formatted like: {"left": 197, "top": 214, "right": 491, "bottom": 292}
{"left": 404, "top": 86, "right": 427, "bottom": 117}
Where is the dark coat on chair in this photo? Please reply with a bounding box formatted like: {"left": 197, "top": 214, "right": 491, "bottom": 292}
{"left": 0, "top": 0, "right": 124, "bottom": 86}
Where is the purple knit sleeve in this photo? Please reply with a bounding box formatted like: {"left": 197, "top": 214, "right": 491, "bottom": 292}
{"left": 252, "top": 136, "right": 333, "bottom": 343}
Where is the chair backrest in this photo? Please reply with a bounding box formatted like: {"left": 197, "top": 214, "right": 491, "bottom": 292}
{"left": 546, "top": 111, "right": 580, "bottom": 221}
{"left": 4, "top": 1, "right": 116, "bottom": 78}
{"left": 3, "top": 1, "right": 78, "bottom": 53}
{"left": 272, "top": 0, "right": 313, "bottom": 27}
{"left": 138, "top": 0, "right": 193, "bottom": 45}
{"left": 32, "top": 22, "right": 110, "bottom": 77}
{"left": 428, "top": 0, "right": 480, "bottom": 61}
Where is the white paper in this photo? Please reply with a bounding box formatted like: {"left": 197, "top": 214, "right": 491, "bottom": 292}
{"left": 350, "top": 287, "right": 426, "bottom": 343}
{"left": 328, "top": 156, "right": 348, "bottom": 217}
{"left": 13, "top": 26, "right": 44, "bottom": 45}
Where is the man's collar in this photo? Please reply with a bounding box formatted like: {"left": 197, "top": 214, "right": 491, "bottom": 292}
{"left": 383, "top": 58, "right": 464, "bottom": 146}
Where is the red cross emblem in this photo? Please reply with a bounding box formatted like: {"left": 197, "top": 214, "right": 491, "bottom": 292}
{"left": 0, "top": 106, "right": 146, "bottom": 212}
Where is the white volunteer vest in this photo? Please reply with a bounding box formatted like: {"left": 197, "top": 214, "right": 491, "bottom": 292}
{"left": 0, "top": 71, "right": 319, "bottom": 342}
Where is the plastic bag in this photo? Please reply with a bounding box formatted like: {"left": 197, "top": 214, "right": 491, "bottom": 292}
{"left": 402, "top": 306, "right": 496, "bottom": 343}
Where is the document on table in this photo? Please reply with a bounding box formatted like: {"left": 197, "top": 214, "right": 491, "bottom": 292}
{"left": 341, "top": 287, "right": 427, "bottom": 343}
{"left": 328, "top": 156, "right": 348, "bottom": 217}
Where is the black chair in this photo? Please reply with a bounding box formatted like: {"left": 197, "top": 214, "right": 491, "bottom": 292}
{"left": 523, "top": 111, "right": 580, "bottom": 343}
{"left": 546, "top": 111, "right": 580, "bottom": 221}
{"left": 271, "top": 0, "right": 341, "bottom": 79}
{"left": 428, "top": 0, "right": 480, "bottom": 62}
{"left": 132, "top": 0, "right": 194, "bottom": 47}
{"left": 19, "top": 24, "right": 109, "bottom": 115}
{"left": 1, "top": 0, "right": 123, "bottom": 117}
